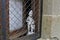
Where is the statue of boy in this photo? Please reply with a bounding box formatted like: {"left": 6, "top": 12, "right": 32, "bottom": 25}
{"left": 26, "top": 10, "right": 35, "bottom": 35}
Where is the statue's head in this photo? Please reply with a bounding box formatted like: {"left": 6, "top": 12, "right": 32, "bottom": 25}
{"left": 29, "top": 10, "right": 33, "bottom": 17}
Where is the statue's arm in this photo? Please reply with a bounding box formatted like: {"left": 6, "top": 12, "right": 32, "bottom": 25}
{"left": 26, "top": 17, "right": 29, "bottom": 22}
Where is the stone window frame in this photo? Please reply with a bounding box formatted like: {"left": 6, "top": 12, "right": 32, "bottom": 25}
{"left": 0, "top": 0, "right": 43, "bottom": 40}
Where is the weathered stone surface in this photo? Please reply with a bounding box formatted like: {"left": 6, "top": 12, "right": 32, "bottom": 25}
{"left": 38, "top": 0, "right": 60, "bottom": 40}
{"left": 52, "top": 0, "right": 60, "bottom": 15}
{"left": 51, "top": 16, "right": 60, "bottom": 40}
{"left": 41, "top": 16, "right": 52, "bottom": 38}
{"left": 10, "top": 34, "right": 36, "bottom": 40}
{"left": 43, "top": 0, "right": 52, "bottom": 15}
{"left": 43, "top": 0, "right": 60, "bottom": 15}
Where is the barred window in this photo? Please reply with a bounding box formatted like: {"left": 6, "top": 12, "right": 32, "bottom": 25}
{"left": 1, "top": 0, "right": 41, "bottom": 40}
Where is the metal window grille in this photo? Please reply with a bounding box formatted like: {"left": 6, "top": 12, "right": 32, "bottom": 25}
{"left": 9, "top": 0, "right": 23, "bottom": 32}
{"left": 0, "top": 0, "right": 42, "bottom": 40}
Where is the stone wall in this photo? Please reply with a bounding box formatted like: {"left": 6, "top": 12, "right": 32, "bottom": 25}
{"left": 41, "top": 0, "right": 52, "bottom": 39}
{"left": 38, "top": 0, "right": 60, "bottom": 40}
{"left": 51, "top": 0, "right": 60, "bottom": 40}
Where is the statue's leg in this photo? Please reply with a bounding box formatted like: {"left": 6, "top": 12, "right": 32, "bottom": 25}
{"left": 31, "top": 25, "right": 35, "bottom": 33}
{"left": 28, "top": 24, "right": 30, "bottom": 33}
{"left": 31, "top": 25, "right": 33, "bottom": 32}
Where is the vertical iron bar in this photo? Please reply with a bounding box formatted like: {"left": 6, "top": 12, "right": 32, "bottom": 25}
{"left": 1, "top": 0, "right": 6, "bottom": 40}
